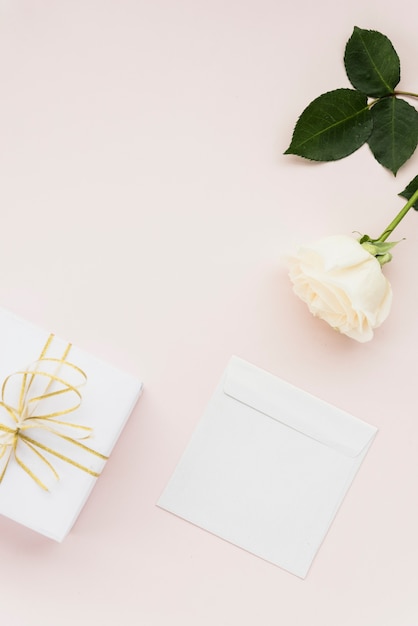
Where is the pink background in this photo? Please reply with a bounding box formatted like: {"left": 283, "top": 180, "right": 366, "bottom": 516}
{"left": 0, "top": 1, "right": 417, "bottom": 624}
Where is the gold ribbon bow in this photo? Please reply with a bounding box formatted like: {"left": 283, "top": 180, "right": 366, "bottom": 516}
{"left": 0, "top": 335, "right": 108, "bottom": 491}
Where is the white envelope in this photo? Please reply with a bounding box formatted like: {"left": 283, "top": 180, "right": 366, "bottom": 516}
{"left": 158, "top": 356, "right": 377, "bottom": 578}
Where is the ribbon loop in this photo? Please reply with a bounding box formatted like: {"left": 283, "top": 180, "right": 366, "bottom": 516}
{"left": 0, "top": 335, "right": 108, "bottom": 491}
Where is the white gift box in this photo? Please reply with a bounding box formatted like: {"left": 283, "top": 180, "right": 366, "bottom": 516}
{"left": 0, "top": 307, "right": 142, "bottom": 541}
{"left": 158, "top": 356, "right": 377, "bottom": 578}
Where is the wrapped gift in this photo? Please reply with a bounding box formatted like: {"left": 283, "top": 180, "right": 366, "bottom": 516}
{"left": 0, "top": 307, "right": 142, "bottom": 541}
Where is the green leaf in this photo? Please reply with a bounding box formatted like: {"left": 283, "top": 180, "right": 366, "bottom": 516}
{"left": 399, "top": 175, "right": 418, "bottom": 209}
{"left": 284, "top": 89, "right": 372, "bottom": 161}
{"left": 367, "top": 97, "right": 418, "bottom": 175}
{"left": 344, "top": 27, "right": 400, "bottom": 97}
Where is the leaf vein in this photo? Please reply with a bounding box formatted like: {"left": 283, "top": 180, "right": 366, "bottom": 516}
{"left": 358, "top": 31, "right": 392, "bottom": 93}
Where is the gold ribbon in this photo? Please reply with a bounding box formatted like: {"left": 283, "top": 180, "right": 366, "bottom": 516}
{"left": 0, "top": 335, "right": 108, "bottom": 491}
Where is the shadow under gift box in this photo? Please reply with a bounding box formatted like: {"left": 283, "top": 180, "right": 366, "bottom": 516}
{"left": 0, "top": 307, "right": 143, "bottom": 541}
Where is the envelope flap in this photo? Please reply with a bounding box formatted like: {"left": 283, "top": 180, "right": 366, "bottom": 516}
{"left": 223, "top": 357, "right": 377, "bottom": 457}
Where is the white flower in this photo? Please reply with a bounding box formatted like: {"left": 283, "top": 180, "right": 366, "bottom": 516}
{"left": 288, "top": 235, "right": 392, "bottom": 342}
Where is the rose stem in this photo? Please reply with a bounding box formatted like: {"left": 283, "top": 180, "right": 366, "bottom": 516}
{"left": 393, "top": 90, "right": 418, "bottom": 99}
{"left": 376, "top": 187, "right": 418, "bottom": 242}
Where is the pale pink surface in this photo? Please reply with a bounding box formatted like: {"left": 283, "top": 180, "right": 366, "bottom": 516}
{"left": 0, "top": 1, "right": 417, "bottom": 624}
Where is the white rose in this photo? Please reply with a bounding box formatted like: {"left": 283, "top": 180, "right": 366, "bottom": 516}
{"left": 288, "top": 235, "right": 392, "bottom": 342}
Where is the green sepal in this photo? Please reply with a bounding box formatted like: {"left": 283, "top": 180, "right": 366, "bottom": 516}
{"left": 359, "top": 234, "right": 400, "bottom": 265}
